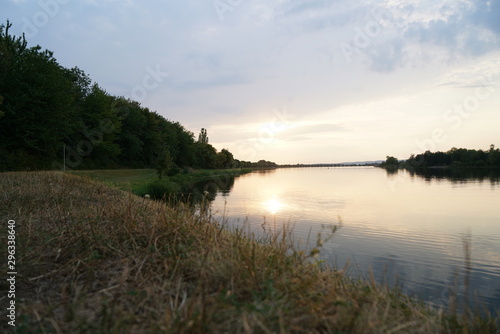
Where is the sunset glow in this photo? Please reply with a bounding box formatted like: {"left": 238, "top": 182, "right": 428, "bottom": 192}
{"left": 3, "top": 0, "right": 499, "bottom": 164}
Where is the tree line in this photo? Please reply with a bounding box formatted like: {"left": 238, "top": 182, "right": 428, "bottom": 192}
{"left": 381, "top": 145, "right": 500, "bottom": 169}
{"left": 0, "top": 21, "right": 274, "bottom": 172}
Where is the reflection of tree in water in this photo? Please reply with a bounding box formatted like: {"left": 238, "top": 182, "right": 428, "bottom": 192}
{"left": 178, "top": 176, "right": 236, "bottom": 206}
{"left": 385, "top": 167, "right": 399, "bottom": 177}
{"left": 408, "top": 168, "right": 500, "bottom": 184}
{"left": 253, "top": 169, "right": 277, "bottom": 175}
{"left": 218, "top": 176, "right": 236, "bottom": 195}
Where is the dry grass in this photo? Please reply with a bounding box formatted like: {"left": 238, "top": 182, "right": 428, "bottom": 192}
{"left": 0, "top": 172, "right": 498, "bottom": 333}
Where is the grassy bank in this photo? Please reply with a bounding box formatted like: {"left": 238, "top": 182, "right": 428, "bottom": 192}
{"left": 70, "top": 168, "right": 252, "bottom": 200}
{"left": 0, "top": 172, "right": 498, "bottom": 333}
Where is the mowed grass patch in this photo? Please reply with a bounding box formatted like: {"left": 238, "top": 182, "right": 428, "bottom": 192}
{"left": 70, "top": 168, "right": 252, "bottom": 199}
{"left": 69, "top": 169, "right": 157, "bottom": 193}
{"left": 0, "top": 172, "right": 498, "bottom": 333}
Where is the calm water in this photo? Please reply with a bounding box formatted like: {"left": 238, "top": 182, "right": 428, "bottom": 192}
{"left": 200, "top": 167, "right": 500, "bottom": 312}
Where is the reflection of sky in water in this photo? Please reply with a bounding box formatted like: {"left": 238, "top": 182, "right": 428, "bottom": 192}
{"left": 210, "top": 167, "right": 500, "bottom": 312}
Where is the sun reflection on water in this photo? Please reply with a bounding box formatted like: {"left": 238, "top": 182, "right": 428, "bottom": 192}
{"left": 264, "top": 197, "right": 283, "bottom": 214}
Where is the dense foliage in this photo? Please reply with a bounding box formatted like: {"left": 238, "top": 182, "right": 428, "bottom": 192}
{"left": 405, "top": 145, "right": 500, "bottom": 169}
{"left": 380, "top": 155, "right": 399, "bottom": 169}
{"left": 380, "top": 147, "right": 500, "bottom": 170}
{"left": 378, "top": 146, "right": 500, "bottom": 170}
{"left": 0, "top": 21, "right": 268, "bottom": 172}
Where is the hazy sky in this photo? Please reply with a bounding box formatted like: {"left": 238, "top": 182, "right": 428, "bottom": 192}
{"left": 2, "top": 0, "right": 500, "bottom": 164}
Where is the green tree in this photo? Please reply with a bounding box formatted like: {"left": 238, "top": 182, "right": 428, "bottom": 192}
{"left": 198, "top": 128, "right": 209, "bottom": 144}
{"left": 0, "top": 21, "right": 81, "bottom": 169}
{"left": 0, "top": 95, "right": 4, "bottom": 119}
{"left": 114, "top": 99, "right": 147, "bottom": 167}
{"left": 194, "top": 143, "right": 217, "bottom": 169}
{"left": 216, "top": 148, "right": 234, "bottom": 169}
{"left": 256, "top": 160, "right": 277, "bottom": 168}
{"left": 0, "top": 21, "right": 241, "bottom": 171}
{"left": 384, "top": 156, "right": 399, "bottom": 167}
{"left": 489, "top": 144, "right": 500, "bottom": 167}
{"left": 173, "top": 122, "right": 195, "bottom": 167}
{"left": 156, "top": 148, "right": 176, "bottom": 179}
{"left": 142, "top": 110, "right": 171, "bottom": 167}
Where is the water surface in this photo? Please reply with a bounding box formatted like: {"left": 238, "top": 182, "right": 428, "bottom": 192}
{"left": 203, "top": 167, "right": 500, "bottom": 312}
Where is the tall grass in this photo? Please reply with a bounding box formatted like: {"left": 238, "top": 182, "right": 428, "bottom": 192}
{"left": 0, "top": 172, "right": 498, "bottom": 333}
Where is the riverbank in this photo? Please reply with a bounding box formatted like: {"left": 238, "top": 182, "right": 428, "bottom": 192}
{"left": 70, "top": 168, "right": 252, "bottom": 200}
{"left": 0, "top": 171, "right": 498, "bottom": 333}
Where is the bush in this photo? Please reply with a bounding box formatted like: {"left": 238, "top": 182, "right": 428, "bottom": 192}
{"left": 182, "top": 166, "right": 194, "bottom": 174}
{"left": 167, "top": 163, "right": 181, "bottom": 176}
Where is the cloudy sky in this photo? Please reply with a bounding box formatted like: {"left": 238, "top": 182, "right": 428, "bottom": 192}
{"left": 2, "top": 0, "right": 500, "bottom": 164}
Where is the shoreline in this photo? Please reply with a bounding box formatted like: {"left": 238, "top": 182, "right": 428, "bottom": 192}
{"left": 69, "top": 168, "right": 253, "bottom": 199}
{"left": 0, "top": 171, "right": 498, "bottom": 332}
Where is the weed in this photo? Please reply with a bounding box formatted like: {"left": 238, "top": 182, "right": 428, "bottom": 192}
{"left": 0, "top": 172, "right": 498, "bottom": 333}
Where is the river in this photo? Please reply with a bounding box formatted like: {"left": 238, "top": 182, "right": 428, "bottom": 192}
{"left": 197, "top": 167, "right": 500, "bottom": 313}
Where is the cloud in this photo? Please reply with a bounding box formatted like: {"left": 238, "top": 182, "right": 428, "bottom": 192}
{"left": 3, "top": 0, "right": 499, "bottom": 163}
{"left": 281, "top": 122, "right": 347, "bottom": 141}
{"left": 404, "top": 11, "right": 500, "bottom": 59}
{"left": 468, "top": 0, "right": 500, "bottom": 34}
{"left": 322, "top": 0, "right": 500, "bottom": 72}
{"left": 391, "top": 1, "right": 500, "bottom": 66}
{"left": 435, "top": 53, "right": 500, "bottom": 88}
{"left": 170, "top": 74, "right": 251, "bottom": 91}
